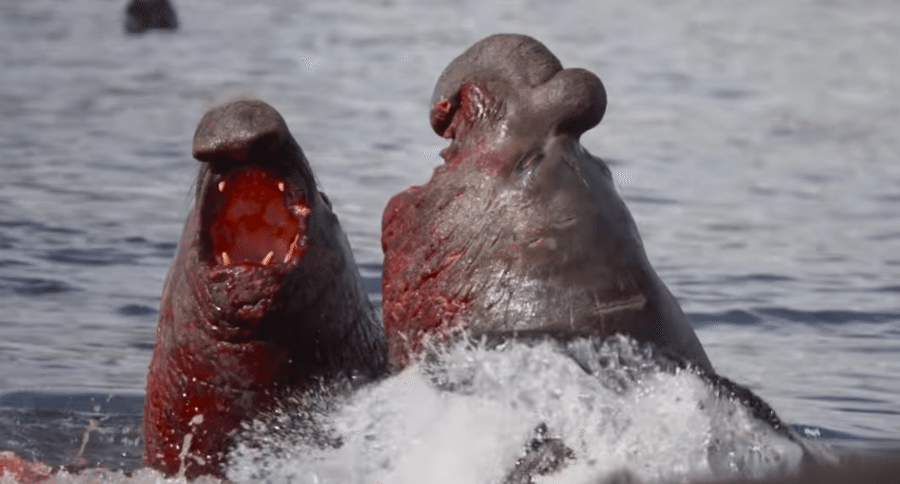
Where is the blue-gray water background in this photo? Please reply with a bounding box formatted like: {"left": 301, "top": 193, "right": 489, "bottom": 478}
{"left": 1, "top": 0, "right": 898, "bottom": 469}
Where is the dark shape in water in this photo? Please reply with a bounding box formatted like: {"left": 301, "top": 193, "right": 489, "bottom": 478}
{"left": 502, "top": 423, "right": 575, "bottom": 484}
{"left": 124, "top": 0, "right": 178, "bottom": 34}
{"left": 144, "top": 99, "right": 386, "bottom": 479}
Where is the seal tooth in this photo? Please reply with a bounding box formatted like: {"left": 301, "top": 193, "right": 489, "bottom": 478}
{"left": 261, "top": 251, "right": 274, "bottom": 266}
{"left": 284, "top": 235, "right": 299, "bottom": 263}
{"left": 221, "top": 252, "right": 231, "bottom": 265}
{"left": 277, "top": 182, "right": 285, "bottom": 192}
{"left": 218, "top": 181, "right": 226, "bottom": 192}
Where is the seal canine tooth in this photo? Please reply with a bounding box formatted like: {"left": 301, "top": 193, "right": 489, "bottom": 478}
{"left": 278, "top": 182, "right": 285, "bottom": 192}
{"left": 221, "top": 251, "right": 230, "bottom": 265}
{"left": 283, "top": 234, "right": 300, "bottom": 263}
{"left": 261, "top": 251, "right": 274, "bottom": 266}
{"left": 218, "top": 180, "right": 225, "bottom": 192}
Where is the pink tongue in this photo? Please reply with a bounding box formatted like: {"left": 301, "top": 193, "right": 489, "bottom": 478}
{"left": 209, "top": 170, "right": 300, "bottom": 264}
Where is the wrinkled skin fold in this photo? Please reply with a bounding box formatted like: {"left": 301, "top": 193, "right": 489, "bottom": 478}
{"left": 145, "top": 99, "right": 386, "bottom": 479}
{"left": 382, "top": 33, "right": 713, "bottom": 373}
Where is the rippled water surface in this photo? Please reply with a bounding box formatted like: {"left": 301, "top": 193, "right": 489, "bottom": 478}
{"left": 1, "top": 0, "right": 899, "bottom": 480}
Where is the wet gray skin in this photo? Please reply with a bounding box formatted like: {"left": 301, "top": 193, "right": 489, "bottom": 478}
{"left": 382, "top": 33, "right": 713, "bottom": 373}
{"left": 146, "top": 99, "right": 386, "bottom": 478}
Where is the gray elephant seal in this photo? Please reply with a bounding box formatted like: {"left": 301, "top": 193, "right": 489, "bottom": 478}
{"left": 382, "top": 33, "right": 713, "bottom": 374}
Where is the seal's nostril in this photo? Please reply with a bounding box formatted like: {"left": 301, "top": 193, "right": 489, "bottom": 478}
{"left": 430, "top": 98, "right": 456, "bottom": 137}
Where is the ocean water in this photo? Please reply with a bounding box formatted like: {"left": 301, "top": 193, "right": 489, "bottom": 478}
{"left": 1, "top": 0, "right": 898, "bottom": 482}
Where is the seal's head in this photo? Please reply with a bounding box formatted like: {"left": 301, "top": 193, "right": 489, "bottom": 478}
{"left": 189, "top": 100, "right": 319, "bottom": 336}
{"left": 383, "top": 34, "right": 711, "bottom": 374}
{"left": 146, "top": 100, "right": 385, "bottom": 478}
{"left": 429, "top": 33, "right": 606, "bottom": 167}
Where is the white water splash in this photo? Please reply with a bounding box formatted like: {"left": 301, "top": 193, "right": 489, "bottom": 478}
{"left": 2, "top": 337, "right": 816, "bottom": 484}
{"left": 227, "top": 336, "right": 809, "bottom": 484}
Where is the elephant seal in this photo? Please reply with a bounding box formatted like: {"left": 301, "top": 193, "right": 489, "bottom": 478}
{"left": 144, "top": 99, "right": 386, "bottom": 478}
{"left": 124, "top": 0, "right": 178, "bottom": 34}
{"left": 381, "top": 33, "right": 713, "bottom": 373}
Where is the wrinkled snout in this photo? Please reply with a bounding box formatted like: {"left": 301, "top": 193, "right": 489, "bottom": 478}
{"left": 192, "top": 99, "right": 294, "bottom": 170}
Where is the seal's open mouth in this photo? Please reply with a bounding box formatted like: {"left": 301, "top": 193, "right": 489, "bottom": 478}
{"left": 203, "top": 167, "right": 310, "bottom": 268}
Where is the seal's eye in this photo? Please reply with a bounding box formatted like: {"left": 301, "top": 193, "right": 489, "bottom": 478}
{"left": 515, "top": 149, "right": 545, "bottom": 175}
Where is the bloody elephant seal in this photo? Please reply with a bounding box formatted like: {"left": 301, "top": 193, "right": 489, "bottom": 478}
{"left": 382, "top": 33, "right": 713, "bottom": 373}
{"left": 145, "top": 99, "right": 386, "bottom": 478}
